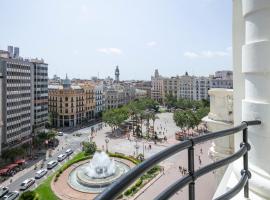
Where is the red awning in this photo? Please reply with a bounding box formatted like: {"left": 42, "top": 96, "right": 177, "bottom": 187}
{"left": 5, "top": 163, "right": 18, "bottom": 170}
{"left": 15, "top": 159, "right": 26, "bottom": 164}
{"left": 0, "top": 168, "right": 9, "bottom": 175}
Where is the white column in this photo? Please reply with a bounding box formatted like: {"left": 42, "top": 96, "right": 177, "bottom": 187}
{"left": 241, "top": 0, "right": 270, "bottom": 198}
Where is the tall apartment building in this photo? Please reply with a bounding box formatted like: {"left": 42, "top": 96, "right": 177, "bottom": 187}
{"left": 151, "top": 69, "right": 164, "bottom": 103}
{"left": 0, "top": 48, "right": 32, "bottom": 155}
{"left": 162, "top": 72, "right": 210, "bottom": 101}
{"left": 48, "top": 75, "right": 95, "bottom": 128}
{"left": 31, "top": 59, "right": 48, "bottom": 133}
{"left": 178, "top": 72, "right": 194, "bottom": 100}
{"left": 0, "top": 47, "right": 48, "bottom": 155}
{"left": 193, "top": 76, "right": 210, "bottom": 100}
{"left": 94, "top": 82, "right": 104, "bottom": 118}
{"left": 210, "top": 70, "right": 233, "bottom": 89}
{"left": 163, "top": 76, "right": 178, "bottom": 97}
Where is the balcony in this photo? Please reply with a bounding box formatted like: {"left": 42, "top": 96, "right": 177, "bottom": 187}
{"left": 96, "top": 120, "right": 261, "bottom": 200}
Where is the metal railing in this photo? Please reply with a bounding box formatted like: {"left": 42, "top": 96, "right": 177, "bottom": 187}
{"left": 95, "top": 120, "right": 261, "bottom": 200}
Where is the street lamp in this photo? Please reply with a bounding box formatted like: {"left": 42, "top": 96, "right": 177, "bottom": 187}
{"left": 134, "top": 139, "right": 139, "bottom": 157}
{"left": 105, "top": 138, "right": 109, "bottom": 153}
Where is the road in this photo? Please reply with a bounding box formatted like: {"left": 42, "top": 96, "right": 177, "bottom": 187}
{"left": 2, "top": 123, "right": 103, "bottom": 195}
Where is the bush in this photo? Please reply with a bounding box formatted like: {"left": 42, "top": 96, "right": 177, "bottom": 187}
{"left": 135, "top": 178, "right": 143, "bottom": 187}
{"left": 108, "top": 152, "right": 140, "bottom": 164}
{"left": 147, "top": 166, "right": 160, "bottom": 175}
{"left": 19, "top": 191, "right": 39, "bottom": 200}
{"left": 124, "top": 189, "right": 132, "bottom": 196}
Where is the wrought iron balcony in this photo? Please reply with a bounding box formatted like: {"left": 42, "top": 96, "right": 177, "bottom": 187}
{"left": 95, "top": 120, "right": 261, "bottom": 200}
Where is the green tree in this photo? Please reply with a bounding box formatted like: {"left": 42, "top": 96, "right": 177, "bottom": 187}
{"left": 82, "top": 141, "right": 97, "bottom": 155}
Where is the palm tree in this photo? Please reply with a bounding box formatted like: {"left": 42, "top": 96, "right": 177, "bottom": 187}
{"left": 150, "top": 113, "right": 159, "bottom": 136}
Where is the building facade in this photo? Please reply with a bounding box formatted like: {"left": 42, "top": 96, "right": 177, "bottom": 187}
{"left": 94, "top": 82, "right": 104, "bottom": 118}
{"left": 48, "top": 76, "right": 95, "bottom": 128}
{"left": 134, "top": 81, "right": 151, "bottom": 98}
{"left": 193, "top": 76, "right": 210, "bottom": 100}
{"left": 104, "top": 84, "right": 136, "bottom": 109}
{"left": 0, "top": 49, "right": 33, "bottom": 155}
{"left": 210, "top": 70, "right": 233, "bottom": 89}
{"left": 151, "top": 69, "right": 164, "bottom": 103}
{"left": 31, "top": 59, "right": 48, "bottom": 133}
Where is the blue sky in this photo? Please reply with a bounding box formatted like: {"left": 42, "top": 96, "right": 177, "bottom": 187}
{"left": 0, "top": 0, "right": 232, "bottom": 80}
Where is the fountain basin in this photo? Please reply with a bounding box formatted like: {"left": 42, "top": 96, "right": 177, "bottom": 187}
{"left": 68, "top": 157, "right": 130, "bottom": 193}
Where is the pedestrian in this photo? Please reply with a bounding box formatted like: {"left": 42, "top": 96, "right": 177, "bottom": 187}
{"left": 162, "top": 168, "right": 165, "bottom": 175}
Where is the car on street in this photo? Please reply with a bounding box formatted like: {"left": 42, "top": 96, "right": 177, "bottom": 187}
{"left": 47, "top": 160, "right": 58, "bottom": 169}
{"left": 20, "top": 178, "right": 35, "bottom": 190}
{"left": 0, "top": 187, "right": 9, "bottom": 198}
{"left": 65, "top": 149, "right": 73, "bottom": 156}
{"left": 1, "top": 191, "right": 19, "bottom": 200}
{"left": 58, "top": 132, "right": 64, "bottom": 136}
{"left": 57, "top": 154, "right": 66, "bottom": 162}
{"left": 35, "top": 169, "right": 47, "bottom": 179}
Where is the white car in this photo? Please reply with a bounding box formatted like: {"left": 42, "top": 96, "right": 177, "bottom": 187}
{"left": 20, "top": 178, "right": 35, "bottom": 190}
{"left": 57, "top": 154, "right": 67, "bottom": 162}
{"left": 1, "top": 191, "right": 19, "bottom": 200}
{"left": 0, "top": 187, "right": 9, "bottom": 198}
{"left": 65, "top": 149, "right": 73, "bottom": 156}
{"left": 47, "top": 160, "right": 58, "bottom": 169}
{"left": 58, "top": 132, "right": 63, "bottom": 136}
{"left": 35, "top": 169, "right": 47, "bottom": 179}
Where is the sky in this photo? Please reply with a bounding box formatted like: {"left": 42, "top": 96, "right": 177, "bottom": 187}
{"left": 0, "top": 0, "right": 232, "bottom": 80}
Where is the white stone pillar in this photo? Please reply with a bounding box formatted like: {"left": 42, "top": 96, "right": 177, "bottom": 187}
{"left": 204, "top": 89, "right": 234, "bottom": 184}
{"left": 241, "top": 0, "right": 270, "bottom": 198}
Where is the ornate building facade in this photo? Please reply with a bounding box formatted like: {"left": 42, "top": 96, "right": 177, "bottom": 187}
{"left": 48, "top": 75, "right": 95, "bottom": 128}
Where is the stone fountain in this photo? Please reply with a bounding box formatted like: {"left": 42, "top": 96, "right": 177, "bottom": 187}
{"left": 68, "top": 151, "right": 130, "bottom": 193}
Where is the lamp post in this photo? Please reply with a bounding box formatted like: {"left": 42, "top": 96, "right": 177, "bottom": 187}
{"left": 105, "top": 138, "right": 109, "bottom": 153}
{"left": 134, "top": 139, "right": 139, "bottom": 157}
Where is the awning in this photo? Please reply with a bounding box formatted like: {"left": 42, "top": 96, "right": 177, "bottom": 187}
{"left": 0, "top": 168, "right": 9, "bottom": 175}
{"left": 15, "top": 159, "right": 26, "bottom": 164}
{"left": 5, "top": 163, "right": 18, "bottom": 170}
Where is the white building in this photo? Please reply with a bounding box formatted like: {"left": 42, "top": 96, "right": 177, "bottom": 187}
{"left": 94, "top": 82, "right": 104, "bottom": 118}
{"left": 151, "top": 69, "right": 164, "bottom": 103}
{"left": 211, "top": 70, "right": 233, "bottom": 89}
{"left": 193, "top": 76, "right": 210, "bottom": 100}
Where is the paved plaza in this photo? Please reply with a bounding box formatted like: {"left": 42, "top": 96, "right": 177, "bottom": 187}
{"left": 3, "top": 112, "right": 218, "bottom": 199}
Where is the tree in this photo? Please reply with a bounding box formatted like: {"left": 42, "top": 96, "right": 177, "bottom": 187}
{"left": 164, "top": 94, "right": 177, "bottom": 108}
{"left": 173, "top": 111, "right": 186, "bottom": 131}
{"left": 19, "top": 191, "right": 38, "bottom": 200}
{"left": 150, "top": 113, "right": 159, "bottom": 136}
{"left": 82, "top": 141, "right": 97, "bottom": 155}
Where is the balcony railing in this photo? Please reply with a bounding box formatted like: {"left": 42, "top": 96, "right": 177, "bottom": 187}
{"left": 95, "top": 120, "right": 261, "bottom": 200}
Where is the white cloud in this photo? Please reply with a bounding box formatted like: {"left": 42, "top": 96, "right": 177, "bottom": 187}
{"left": 97, "top": 48, "right": 123, "bottom": 55}
{"left": 146, "top": 41, "right": 157, "bottom": 47}
{"left": 184, "top": 48, "right": 231, "bottom": 59}
{"left": 184, "top": 52, "right": 199, "bottom": 58}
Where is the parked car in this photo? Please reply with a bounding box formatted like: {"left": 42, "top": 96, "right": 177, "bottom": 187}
{"left": 47, "top": 160, "right": 58, "bottom": 170}
{"left": 57, "top": 154, "right": 66, "bottom": 162}
{"left": 1, "top": 191, "right": 19, "bottom": 200}
{"left": 20, "top": 178, "right": 35, "bottom": 190}
{"left": 65, "top": 149, "right": 73, "bottom": 156}
{"left": 35, "top": 169, "right": 47, "bottom": 179}
{"left": 58, "top": 132, "right": 63, "bottom": 136}
{"left": 0, "top": 187, "right": 9, "bottom": 198}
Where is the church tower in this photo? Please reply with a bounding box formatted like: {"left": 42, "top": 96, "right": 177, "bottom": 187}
{"left": 115, "top": 66, "right": 120, "bottom": 83}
